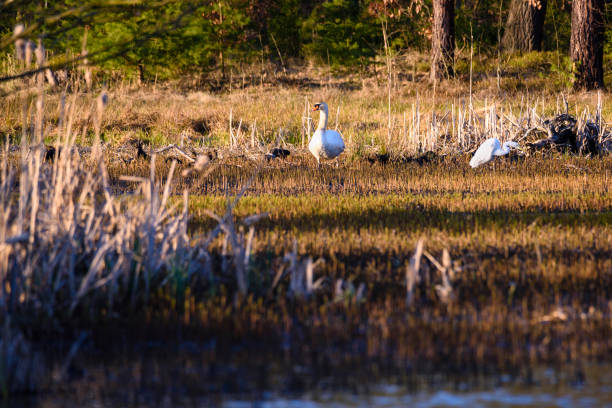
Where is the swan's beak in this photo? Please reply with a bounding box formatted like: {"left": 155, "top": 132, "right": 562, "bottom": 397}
{"left": 312, "top": 105, "right": 320, "bottom": 111}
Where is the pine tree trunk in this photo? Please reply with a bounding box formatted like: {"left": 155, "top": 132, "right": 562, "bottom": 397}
{"left": 570, "top": 0, "right": 604, "bottom": 90}
{"left": 137, "top": 64, "right": 145, "bottom": 85}
{"left": 501, "top": 0, "right": 547, "bottom": 52}
{"left": 430, "top": 0, "right": 455, "bottom": 81}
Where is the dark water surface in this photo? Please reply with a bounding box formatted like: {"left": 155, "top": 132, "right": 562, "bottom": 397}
{"left": 12, "top": 339, "right": 612, "bottom": 408}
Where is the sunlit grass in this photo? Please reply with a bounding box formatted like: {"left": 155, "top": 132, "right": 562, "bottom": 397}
{"left": 3, "top": 55, "right": 612, "bottom": 156}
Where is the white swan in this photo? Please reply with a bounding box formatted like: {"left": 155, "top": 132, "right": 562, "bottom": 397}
{"left": 469, "top": 138, "right": 520, "bottom": 168}
{"left": 309, "top": 102, "right": 345, "bottom": 165}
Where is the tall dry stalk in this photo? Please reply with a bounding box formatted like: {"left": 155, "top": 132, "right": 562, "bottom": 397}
{"left": 381, "top": 18, "right": 392, "bottom": 147}
{"left": 81, "top": 26, "right": 92, "bottom": 89}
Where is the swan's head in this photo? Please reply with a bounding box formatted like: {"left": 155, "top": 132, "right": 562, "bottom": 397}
{"left": 312, "top": 102, "right": 328, "bottom": 113}
{"left": 503, "top": 141, "right": 520, "bottom": 150}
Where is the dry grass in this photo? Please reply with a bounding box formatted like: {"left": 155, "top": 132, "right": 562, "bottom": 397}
{"left": 0, "top": 58, "right": 611, "bottom": 396}
{"left": 101, "top": 148, "right": 611, "bottom": 377}
{"left": 0, "top": 91, "right": 266, "bottom": 393}
{"left": 2, "top": 53, "right": 612, "bottom": 157}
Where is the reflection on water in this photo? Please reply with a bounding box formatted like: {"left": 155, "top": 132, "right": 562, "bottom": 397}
{"left": 224, "top": 387, "right": 612, "bottom": 408}
{"left": 12, "top": 341, "right": 612, "bottom": 408}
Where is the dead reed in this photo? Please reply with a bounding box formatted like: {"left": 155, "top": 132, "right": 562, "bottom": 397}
{"left": 0, "top": 91, "right": 272, "bottom": 393}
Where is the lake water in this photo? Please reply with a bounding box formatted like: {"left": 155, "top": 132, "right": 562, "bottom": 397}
{"left": 10, "top": 339, "right": 612, "bottom": 407}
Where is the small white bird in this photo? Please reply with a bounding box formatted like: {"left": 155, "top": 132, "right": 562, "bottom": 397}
{"left": 469, "top": 138, "right": 520, "bottom": 168}
{"left": 309, "top": 102, "right": 345, "bottom": 166}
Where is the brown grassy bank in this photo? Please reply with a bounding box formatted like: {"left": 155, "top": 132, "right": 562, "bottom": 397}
{"left": 0, "top": 62, "right": 611, "bottom": 396}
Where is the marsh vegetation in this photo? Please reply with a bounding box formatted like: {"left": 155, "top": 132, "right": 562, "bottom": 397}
{"left": 0, "top": 57, "right": 611, "bottom": 404}
{"left": 3, "top": 0, "right": 612, "bottom": 403}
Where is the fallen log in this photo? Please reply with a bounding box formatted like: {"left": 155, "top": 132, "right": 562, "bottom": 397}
{"left": 526, "top": 113, "right": 607, "bottom": 155}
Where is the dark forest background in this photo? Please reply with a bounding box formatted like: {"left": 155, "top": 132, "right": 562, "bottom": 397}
{"left": 0, "top": 0, "right": 605, "bottom": 82}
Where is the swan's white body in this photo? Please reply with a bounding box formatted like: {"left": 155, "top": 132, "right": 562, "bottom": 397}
{"left": 469, "top": 138, "right": 519, "bottom": 168}
{"left": 309, "top": 102, "right": 345, "bottom": 165}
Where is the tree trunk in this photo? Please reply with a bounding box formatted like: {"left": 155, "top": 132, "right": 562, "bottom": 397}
{"left": 430, "top": 0, "right": 455, "bottom": 81}
{"left": 570, "top": 0, "right": 604, "bottom": 90}
{"left": 137, "top": 64, "right": 145, "bottom": 85}
{"left": 501, "top": 0, "right": 547, "bottom": 52}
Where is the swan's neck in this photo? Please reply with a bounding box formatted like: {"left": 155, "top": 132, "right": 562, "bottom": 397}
{"left": 317, "top": 109, "right": 328, "bottom": 131}
{"left": 499, "top": 143, "right": 511, "bottom": 155}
